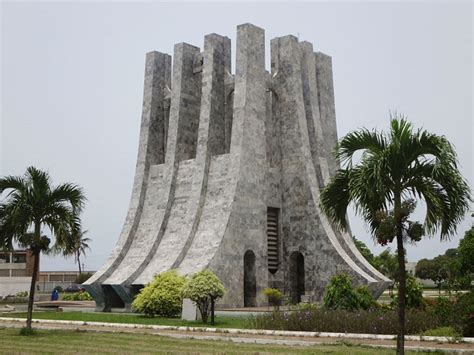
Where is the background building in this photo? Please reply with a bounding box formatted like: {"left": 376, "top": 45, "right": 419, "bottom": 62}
{"left": 0, "top": 250, "right": 35, "bottom": 298}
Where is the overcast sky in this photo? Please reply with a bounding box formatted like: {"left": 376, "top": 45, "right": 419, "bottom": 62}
{"left": 1, "top": 1, "right": 472, "bottom": 271}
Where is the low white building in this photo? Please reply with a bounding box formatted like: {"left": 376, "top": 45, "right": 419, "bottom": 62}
{"left": 0, "top": 250, "right": 35, "bottom": 298}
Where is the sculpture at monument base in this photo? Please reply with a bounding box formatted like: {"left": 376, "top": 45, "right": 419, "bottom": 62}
{"left": 84, "top": 23, "right": 391, "bottom": 311}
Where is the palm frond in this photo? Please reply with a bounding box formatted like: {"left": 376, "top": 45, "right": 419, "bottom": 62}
{"left": 49, "top": 183, "right": 86, "bottom": 213}
{"left": 336, "top": 129, "right": 387, "bottom": 167}
{"left": 320, "top": 169, "right": 351, "bottom": 231}
{"left": 320, "top": 116, "right": 471, "bottom": 246}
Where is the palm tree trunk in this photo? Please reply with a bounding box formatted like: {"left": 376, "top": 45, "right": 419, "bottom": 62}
{"left": 394, "top": 193, "right": 406, "bottom": 355}
{"left": 26, "top": 249, "right": 40, "bottom": 330}
{"left": 77, "top": 251, "right": 82, "bottom": 274}
{"left": 396, "top": 233, "right": 406, "bottom": 354}
{"left": 26, "top": 221, "right": 42, "bottom": 331}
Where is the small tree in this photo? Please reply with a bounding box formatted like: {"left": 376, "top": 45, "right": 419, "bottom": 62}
{"left": 132, "top": 270, "right": 185, "bottom": 317}
{"left": 415, "top": 258, "right": 447, "bottom": 294}
{"left": 262, "top": 288, "right": 283, "bottom": 310}
{"left": 0, "top": 167, "right": 85, "bottom": 332}
{"left": 182, "top": 270, "right": 224, "bottom": 324}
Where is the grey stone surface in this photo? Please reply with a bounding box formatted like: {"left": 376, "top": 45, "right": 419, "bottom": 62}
{"left": 85, "top": 24, "right": 391, "bottom": 310}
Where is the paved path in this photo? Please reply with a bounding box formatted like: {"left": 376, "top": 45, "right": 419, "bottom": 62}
{"left": 1, "top": 318, "right": 473, "bottom": 353}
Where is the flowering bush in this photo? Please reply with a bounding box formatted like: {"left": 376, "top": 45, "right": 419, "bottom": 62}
{"left": 182, "top": 269, "right": 224, "bottom": 324}
{"left": 132, "top": 270, "right": 185, "bottom": 317}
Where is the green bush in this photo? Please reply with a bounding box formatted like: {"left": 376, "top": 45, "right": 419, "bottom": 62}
{"left": 290, "top": 302, "right": 318, "bottom": 312}
{"left": 75, "top": 272, "right": 93, "bottom": 284}
{"left": 421, "top": 326, "right": 461, "bottom": 338}
{"left": 355, "top": 286, "right": 376, "bottom": 310}
{"left": 453, "top": 291, "right": 474, "bottom": 336}
{"left": 182, "top": 269, "right": 225, "bottom": 324}
{"left": 62, "top": 291, "right": 93, "bottom": 301}
{"left": 392, "top": 275, "right": 424, "bottom": 309}
{"left": 262, "top": 288, "right": 283, "bottom": 308}
{"left": 132, "top": 270, "right": 185, "bottom": 318}
{"left": 323, "top": 274, "right": 362, "bottom": 311}
{"left": 15, "top": 291, "right": 28, "bottom": 297}
{"left": 426, "top": 297, "right": 455, "bottom": 324}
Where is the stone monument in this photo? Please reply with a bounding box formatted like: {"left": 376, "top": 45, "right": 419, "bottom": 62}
{"left": 84, "top": 23, "right": 391, "bottom": 310}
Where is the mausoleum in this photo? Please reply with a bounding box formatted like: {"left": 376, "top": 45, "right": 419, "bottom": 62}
{"left": 85, "top": 23, "right": 390, "bottom": 311}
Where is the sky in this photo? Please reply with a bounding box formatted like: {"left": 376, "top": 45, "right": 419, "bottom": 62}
{"left": 1, "top": 1, "right": 472, "bottom": 271}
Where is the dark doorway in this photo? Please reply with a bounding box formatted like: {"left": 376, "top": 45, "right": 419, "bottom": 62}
{"left": 243, "top": 250, "right": 257, "bottom": 307}
{"left": 289, "top": 251, "right": 305, "bottom": 304}
{"left": 101, "top": 285, "right": 125, "bottom": 311}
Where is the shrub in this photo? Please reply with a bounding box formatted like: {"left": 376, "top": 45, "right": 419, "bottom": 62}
{"left": 75, "top": 272, "right": 93, "bottom": 284}
{"left": 323, "top": 273, "right": 361, "bottom": 311}
{"left": 182, "top": 269, "right": 225, "bottom": 324}
{"left": 62, "top": 291, "right": 93, "bottom": 301}
{"left": 262, "top": 288, "right": 282, "bottom": 309}
{"left": 392, "top": 275, "right": 424, "bottom": 309}
{"left": 132, "top": 270, "right": 185, "bottom": 318}
{"left": 426, "top": 297, "right": 455, "bottom": 324}
{"left": 15, "top": 291, "right": 28, "bottom": 297}
{"left": 323, "top": 274, "right": 377, "bottom": 311}
{"left": 355, "top": 285, "right": 376, "bottom": 310}
{"left": 53, "top": 286, "right": 63, "bottom": 293}
{"left": 421, "top": 326, "right": 461, "bottom": 338}
{"left": 249, "top": 306, "right": 440, "bottom": 335}
{"left": 453, "top": 291, "right": 474, "bottom": 336}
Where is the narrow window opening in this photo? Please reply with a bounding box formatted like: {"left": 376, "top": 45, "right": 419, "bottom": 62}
{"left": 267, "top": 207, "right": 280, "bottom": 274}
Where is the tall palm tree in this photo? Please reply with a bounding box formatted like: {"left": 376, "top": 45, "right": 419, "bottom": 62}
{"left": 0, "top": 167, "right": 85, "bottom": 331}
{"left": 320, "top": 118, "right": 471, "bottom": 354}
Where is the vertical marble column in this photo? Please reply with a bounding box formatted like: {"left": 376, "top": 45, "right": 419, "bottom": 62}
{"left": 225, "top": 23, "right": 268, "bottom": 306}
{"left": 166, "top": 43, "right": 202, "bottom": 163}
{"left": 315, "top": 53, "right": 339, "bottom": 177}
{"left": 84, "top": 51, "right": 171, "bottom": 310}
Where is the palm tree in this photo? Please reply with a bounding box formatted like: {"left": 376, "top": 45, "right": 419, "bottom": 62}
{"left": 64, "top": 229, "right": 91, "bottom": 274}
{"left": 320, "top": 118, "right": 471, "bottom": 354}
{"left": 0, "top": 167, "right": 85, "bottom": 331}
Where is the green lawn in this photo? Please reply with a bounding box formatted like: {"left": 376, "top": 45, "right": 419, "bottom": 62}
{"left": 1, "top": 311, "right": 247, "bottom": 329}
{"left": 0, "top": 328, "right": 428, "bottom": 354}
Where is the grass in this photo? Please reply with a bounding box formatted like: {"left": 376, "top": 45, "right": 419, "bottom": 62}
{"left": 0, "top": 328, "right": 430, "bottom": 354}
{"left": 0, "top": 311, "right": 247, "bottom": 329}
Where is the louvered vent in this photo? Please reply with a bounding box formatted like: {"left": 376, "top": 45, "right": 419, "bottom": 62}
{"left": 267, "top": 207, "right": 280, "bottom": 274}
